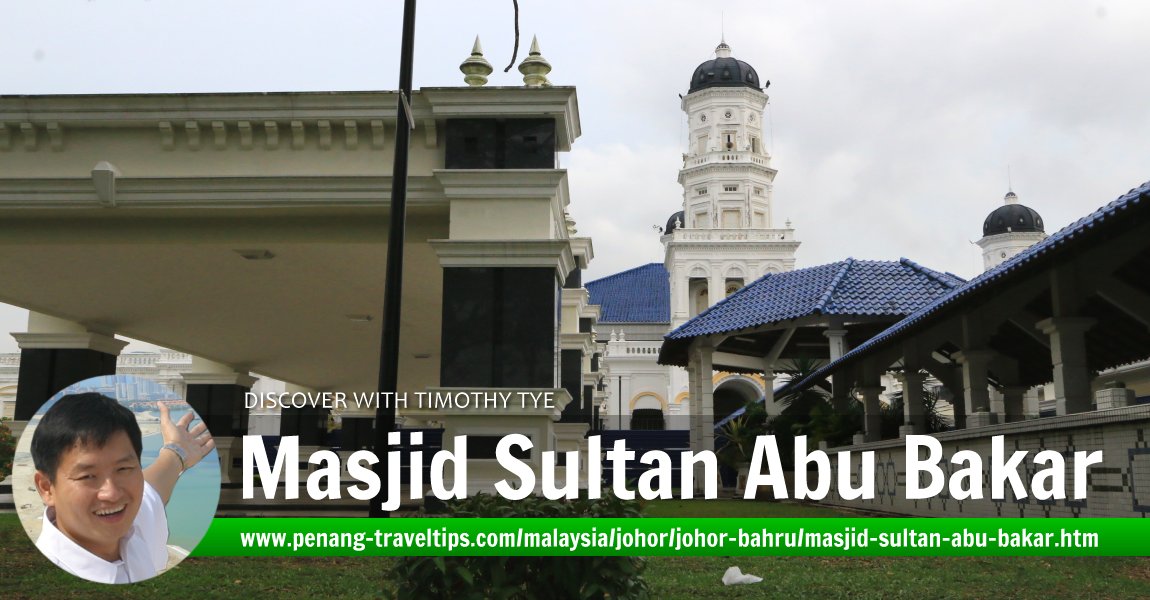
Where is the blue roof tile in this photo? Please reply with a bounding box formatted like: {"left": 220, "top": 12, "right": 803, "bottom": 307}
{"left": 587, "top": 263, "right": 670, "bottom": 323}
{"left": 787, "top": 179, "right": 1150, "bottom": 394}
{"left": 666, "top": 257, "right": 965, "bottom": 340}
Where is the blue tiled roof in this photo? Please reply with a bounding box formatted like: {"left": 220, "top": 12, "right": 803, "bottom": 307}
{"left": 665, "top": 258, "right": 965, "bottom": 341}
{"left": 587, "top": 263, "right": 670, "bottom": 323}
{"left": 787, "top": 179, "right": 1150, "bottom": 394}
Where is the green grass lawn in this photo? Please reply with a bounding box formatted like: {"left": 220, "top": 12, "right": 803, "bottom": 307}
{"left": 646, "top": 555, "right": 1150, "bottom": 599}
{"left": 2, "top": 506, "right": 1148, "bottom": 599}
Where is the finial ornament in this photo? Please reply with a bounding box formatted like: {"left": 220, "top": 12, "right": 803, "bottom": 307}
{"left": 715, "top": 38, "right": 732, "bottom": 58}
{"left": 459, "top": 36, "right": 493, "bottom": 86}
{"left": 518, "top": 35, "right": 552, "bottom": 87}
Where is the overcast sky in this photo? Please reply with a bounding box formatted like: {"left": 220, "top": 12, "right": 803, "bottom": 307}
{"left": 2, "top": 1, "right": 1150, "bottom": 353}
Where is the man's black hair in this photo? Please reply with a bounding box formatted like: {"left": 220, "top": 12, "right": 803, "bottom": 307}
{"left": 31, "top": 393, "right": 143, "bottom": 483}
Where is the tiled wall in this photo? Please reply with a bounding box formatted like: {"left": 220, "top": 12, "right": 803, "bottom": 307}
{"left": 817, "top": 405, "right": 1150, "bottom": 518}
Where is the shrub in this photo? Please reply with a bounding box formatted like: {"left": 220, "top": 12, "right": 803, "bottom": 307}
{"left": 389, "top": 492, "right": 650, "bottom": 600}
{"left": 0, "top": 418, "right": 15, "bottom": 481}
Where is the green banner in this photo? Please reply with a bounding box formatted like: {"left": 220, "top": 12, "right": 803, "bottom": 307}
{"left": 192, "top": 517, "right": 1150, "bottom": 557}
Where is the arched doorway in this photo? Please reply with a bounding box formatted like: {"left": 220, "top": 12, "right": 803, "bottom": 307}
{"left": 713, "top": 377, "right": 761, "bottom": 423}
{"left": 630, "top": 393, "right": 666, "bottom": 430}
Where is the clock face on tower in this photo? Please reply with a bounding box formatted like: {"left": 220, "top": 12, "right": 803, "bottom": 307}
{"left": 749, "top": 114, "right": 756, "bottom": 122}
{"left": 700, "top": 114, "right": 707, "bottom": 122}
{"left": 723, "top": 110, "right": 733, "bottom": 119}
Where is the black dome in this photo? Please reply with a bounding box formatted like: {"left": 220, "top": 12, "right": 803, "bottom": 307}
{"left": 689, "top": 57, "right": 762, "bottom": 93}
{"left": 665, "top": 211, "right": 685, "bottom": 234}
{"left": 983, "top": 203, "right": 1045, "bottom": 236}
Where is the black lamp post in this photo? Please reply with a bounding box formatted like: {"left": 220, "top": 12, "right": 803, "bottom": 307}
{"left": 370, "top": 0, "right": 417, "bottom": 518}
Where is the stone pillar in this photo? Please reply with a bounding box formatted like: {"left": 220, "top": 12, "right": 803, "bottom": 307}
{"left": 1037, "top": 317, "right": 1096, "bottom": 415}
{"left": 1002, "top": 385, "right": 1028, "bottom": 422}
{"left": 686, "top": 360, "right": 699, "bottom": 448}
{"left": 687, "top": 342, "right": 714, "bottom": 494}
{"left": 558, "top": 280, "right": 595, "bottom": 427}
{"left": 181, "top": 357, "right": 257, "bottom": 484}
{"left": 824, "top": 328, "right": 851, "bottom": 414}
{"left": 12, "top": 312, "right": 127, "bottom": 420}
{"left": 619, "top": 373, "right": 633, "bottom": 430}
{"left": 671, "top": 265, "right": 693, "bottom": 328}
{"left": 824, "top": 328, "right": 849, "bottom": 361}
{"left": 559, "top": 347, "right": 588, "bottom": 423}
{"left": 430, "top": 237, "right": 575, "bottom": 495}
{"left": 1023, "top": 388, "right": 1042, "bottom": 420}
{"left": 432, "top": 240, "right": 573, "bottom": 391}
{"left": 698, "top": 347, "right": 715, "bottom": 455}
{"left": 708, "top": 270, "right": 725, "bottom": 308}
{"left": 830, "top": 376, "right": 851, "bottom": 415}
{"left": 556, "top": 287, "right": 593, "bottom": 475}
{"left": 276, "top": 384, "right": 328, "bottom": 446}
{"left": 858, "top": 385, "right": 884, "bottom": 442}
{"left": 923, "top": 362, "right": 964, "bottom": 429}
{"left": 955, "top": 349, "right": 997, "bottom": 427}
{"left": 553, "top": 422, "right": 590, "bottom": 488}
{"left": 760, "top": 367, "right": 776, "bottom": 413}
{"left": 950, "top": 390, "right": 967, "bottom": 430}
{"left": 405, "top": 388, "right": 572, "bottom": 495}
{"left": 271, "top": 384, "right": 331, "bottom": 483}
{"left": 898, "top": 371, "right": 926, "bottom": 437}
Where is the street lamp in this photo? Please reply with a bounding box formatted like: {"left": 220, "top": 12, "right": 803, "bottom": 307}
{"left": 370, "top": 0, "right": 417, "bottom": 519}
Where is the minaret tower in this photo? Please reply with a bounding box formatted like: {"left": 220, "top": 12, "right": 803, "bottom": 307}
{"left": 663, "top": 40, "right": 799, "bottom": 328}
{"left": 976, "top": 188, "right": 1047, "bottom": 271}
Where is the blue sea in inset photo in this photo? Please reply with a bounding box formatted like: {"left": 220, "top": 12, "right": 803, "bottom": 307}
{"left": 23, "top": 375, "right": 221, "bottom": 554}
{"left": 140, "top": 411, "right": 219, "bottom": 550}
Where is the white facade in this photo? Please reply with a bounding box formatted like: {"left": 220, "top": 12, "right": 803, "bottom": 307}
{"left": 599, "top": 42, "right": 798, "bottom": 429}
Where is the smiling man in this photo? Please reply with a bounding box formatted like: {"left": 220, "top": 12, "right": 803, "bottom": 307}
{"left": 30, "top": 393, "right": 215, "bottom": 584}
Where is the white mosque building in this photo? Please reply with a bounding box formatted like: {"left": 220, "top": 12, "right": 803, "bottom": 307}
{"left": 588, "top": 41, "right": 797, "bottom": 430}
{"left": 588, "top": 42, "right": 1072, "bottom": 431}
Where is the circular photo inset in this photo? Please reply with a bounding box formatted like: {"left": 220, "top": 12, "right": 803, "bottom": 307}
{"left": 12, "top": 375, "right": 221, "bottom": 584}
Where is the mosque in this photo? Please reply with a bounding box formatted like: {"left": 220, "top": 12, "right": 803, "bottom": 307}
{"left": 1, "top": 38, "right": 1147, "bottom": 518}
{"left": 588, "top": 41, "right": 1060, "bottom": 431}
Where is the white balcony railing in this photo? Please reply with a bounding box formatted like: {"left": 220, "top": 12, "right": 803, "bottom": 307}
{"left": 683, "top": 150, "right": 770, "bottom": 169}
{"left": 673, "top": 228, "right": 793, "bottom": 242}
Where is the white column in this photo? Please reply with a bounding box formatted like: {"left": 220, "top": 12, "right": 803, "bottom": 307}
{"left": 620, "top": 374, "right": 633, "bottom": 430}
{"left": 1037, "top": 317, "right": 1096, "bottom": 415}
{"left": 761, "top": 365, "right": 776, "bottom": 414}
{"left": 671, "top": 265, "right": 692, "bottom": 327}
{"left": 11, "top": 312, "right": 127, "bottom": 422}
{"left": 686, "top": 363, "right": 699, "bottom": 449}
{"left": 695, "top": 344, "right": 717, "bottom": 495}
{"left": 824, "top": 328, "right": 849, "bottom": 361}
{"left": 699, "top": 349, "right": 715, "bottom": 454}
{"left": 708, "top": 270, "right": 725, "bottom": 308}
{"left": 687, "top": 350, "right": 709, "bottom": 495}
{"left": 824, "top": 327, "right": 850, "bottom": 413}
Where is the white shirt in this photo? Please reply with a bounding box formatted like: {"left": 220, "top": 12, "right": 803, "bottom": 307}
{"left": 36, "top": 481, "right": 169, "bottom": 584}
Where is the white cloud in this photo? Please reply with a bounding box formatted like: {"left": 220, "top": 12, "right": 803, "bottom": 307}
{"left": 2, "top": 0, "right": 1150, "bottom": 344}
